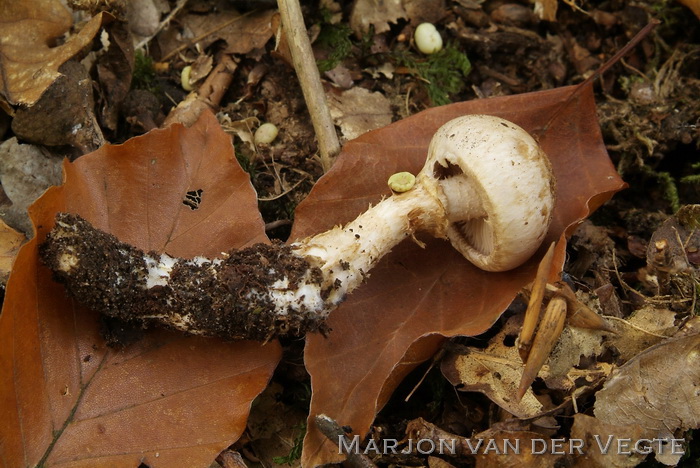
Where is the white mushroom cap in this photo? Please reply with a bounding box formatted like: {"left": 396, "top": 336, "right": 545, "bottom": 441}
{"left": 418, "top": 115, "right": 555, "bottom": 271}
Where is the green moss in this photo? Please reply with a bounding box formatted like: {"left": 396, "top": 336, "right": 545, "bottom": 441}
{"left": 132, "top": 50, "right": 158, "bottom": 92}
{"left": 234, "top": 142, "right": 257, "bottom": 181}
{"left": 681, "top": 162, "right": 700, "bottom": 185}
{"left": 655, "top": 170, "right": 681, "bottom": 212}
{"left": 395, "top": 45, "right": 472, "bottom": 106}
{"left": 272, "top": 422, "right": 305, "bottom": 465}
{"left": 316, "top": 20, "right": 353, "bottom": 72}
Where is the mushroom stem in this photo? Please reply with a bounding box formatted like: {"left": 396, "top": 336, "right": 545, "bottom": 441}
{"left": 292, "top": 181, "right": 446, "bottom": 305}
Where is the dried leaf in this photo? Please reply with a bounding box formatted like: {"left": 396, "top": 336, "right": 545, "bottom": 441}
{"left": 96, "top": 21, "right": 135, "bottom": 131}
{"left": 0, "top": 218, "right": 24, "bottom": 283}
{"left": 11, "top": 60, "right": 105, "bottom": 152}
{"left": 0, "top": 137, "right": 63, "bottom": 235}
{"left": 157, "top": 9, "right": 277, "bottom": 60}
{"left": 328, "top": 87, "right": 393, "bottom": 140}
{"left": 594, "top": 331, "right": 700, "bottom": 437}
{"left": 349, "top": 0, "right": 407, "bottom": 35}
{"left": 0, "top": 1, "right": 106, "bottom": 106}
{"left": 442, "top": 316, "right": 549, "bottom": 418}
{"left": 473, "top": 430, "right": 564, "bottom": 468}
{"left": 0, "top": 111, "right": 280, "bottom": 467}
{"left": 570, "top": 414, "right": 649, "bottom": 468}
{"left": 607, "top": 306, "right": 678, "bottom": 361}
{"left": 292, "top": 85, "right": 626, "bottom": 466}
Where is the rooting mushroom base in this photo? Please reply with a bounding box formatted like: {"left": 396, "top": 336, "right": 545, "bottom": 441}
{"left": 40, "top": 213, "right": 331, "bottom": 342}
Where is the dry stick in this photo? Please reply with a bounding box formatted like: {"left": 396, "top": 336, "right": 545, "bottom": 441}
{"left": 315, "top": 415, "right": 378, "bottom": 468}
{"left": 277, "top": 0, "right": 340, "bottom": 172}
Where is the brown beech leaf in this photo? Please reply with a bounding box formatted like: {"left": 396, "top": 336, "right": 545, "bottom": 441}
{"left": 291, "top": 84, "right": 626, "bottom": 466}
{"left": 0, "top": 111, "right": 280, "bottom": 467}
{"left": 0, "top": 1, "right": 106, "bottom": 106}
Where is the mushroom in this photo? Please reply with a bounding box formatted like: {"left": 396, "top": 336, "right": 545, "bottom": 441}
{"left": 41, "top": 115, "right": 555, "bottom": 341}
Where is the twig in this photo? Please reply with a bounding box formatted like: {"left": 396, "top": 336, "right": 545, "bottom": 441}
{"left": 135, "top": 0, "right": 189, "bottom": 51}
{"left": 264, "top": 219, "right": 292, "bottom": 231}
{"left": 277, "top": 0, "right": 340, "bottom": 172}
{"left": 602, "top": 315, "right": 671, "bottom": 338}
{"left": 315, "top": 414, "right": 377, "bottom": 468}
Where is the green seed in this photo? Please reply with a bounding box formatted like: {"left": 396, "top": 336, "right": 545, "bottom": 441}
{"left": 388, "top": 172, "right": 416, "bottom": 192}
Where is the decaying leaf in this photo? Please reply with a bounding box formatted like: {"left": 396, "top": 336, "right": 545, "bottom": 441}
{"left": 441, "top": 316, "right": 549, "bottom": 418}
{"left": 472, "top": 430, "right": 565, "bottom": 468}
{"left": 0, "top": 111, "right": 280, "bottom": 467}
{"left": 0, "top": 0, "right": 106, "bottom": 106}
{"left": 405, "top": 417, "right": 564, "bottom": 466}
{"left": 570, "top": 414, "right": 649, "bottom": 468}
{"left": 0, "top": 218, "right": 24, "bottom": 284}
{"left": 442, "top": 313, "right": 609, "bottom": 415}
{"left": 349, "top": 0, "right": 407, "bottom": 35}
{"left": 246, "top": 382, "right": 308, "bottom": 466}
{"left": 0, "top": 137, "right": 63, "bottom": 235}
{"left": 328, "top": 87, "right": 393, "bottom": 140}
{"left": 606, "top": 306, "right": 678, "bottom": 361}
{"left": 539, "top": 324, "right": 608, "bottom": 392}
{"left": 156, "top": 8, "right": 278, "bottom": 60}
{"left": 293, "top": 84, "right": 626, "bottom": 466}
{"left": 11, "top": 60, "right": 105, "bottom": 152}
{"left": 594, "top": 331, "right": 700, "bottom": 443}
{"left": 96, "top": 20, "right": 135, "bottom": 132}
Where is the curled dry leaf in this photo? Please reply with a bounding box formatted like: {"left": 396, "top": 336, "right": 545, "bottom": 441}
{"left": 594, "top": 331, "right": 700, "bottom": 454}
{"left": 96, "top": 21, "right": 135, "bottom": 132}
{"left": 292, "top": 84, "right": 626, "bottom": 466}
{"left": 0, "top": 111, "right": 280, "bottom": 467}
{"left": 0, "top": 0, "right": 106, "bottom": 106}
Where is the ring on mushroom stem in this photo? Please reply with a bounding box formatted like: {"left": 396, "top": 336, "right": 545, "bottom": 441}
{"left": 41, "top": 115, "right": 556, "bottom": 341}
